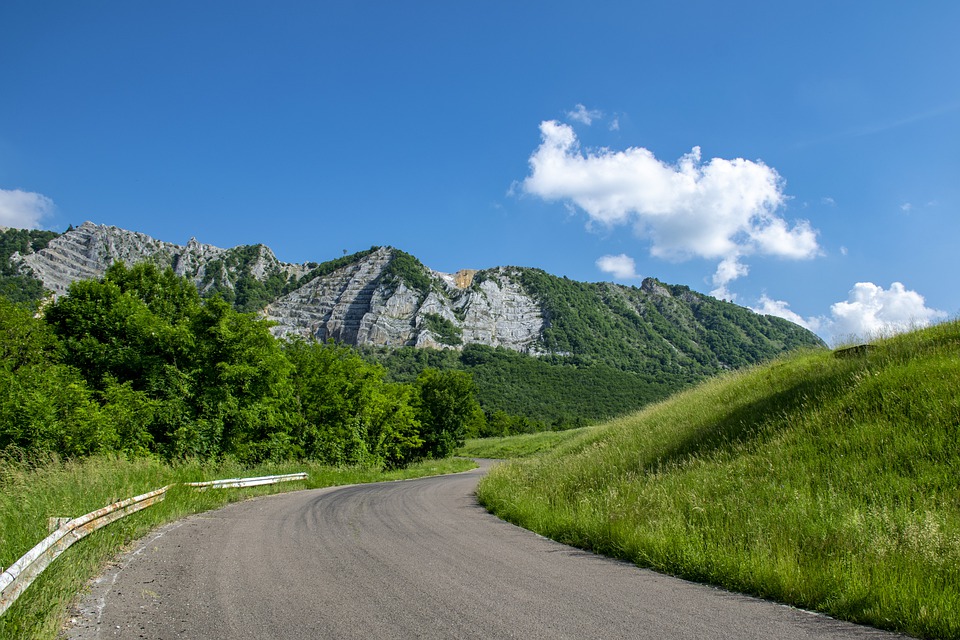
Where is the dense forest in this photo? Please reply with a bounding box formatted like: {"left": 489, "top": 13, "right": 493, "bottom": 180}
{"left": 0, "top": 262, "right": 483, "bottom": 467}
{"left": 362, "top": 345, "right": 679, "bottom": 435}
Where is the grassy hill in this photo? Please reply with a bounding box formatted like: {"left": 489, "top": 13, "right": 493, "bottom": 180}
{"left": 477, "top": 321, "right": 960, "bottom": 639}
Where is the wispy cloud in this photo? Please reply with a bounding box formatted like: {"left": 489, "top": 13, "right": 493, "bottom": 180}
{"left": 522, "top": 120, "right": 820, "bottom": 298}
{"left": 0, "top": 188, "right": 55, "bottom": 229}
{"left": 596, "top": 253, "right": 641, "bottom": 279}
{"left": 566, "top": 104, "right": 603, "bottom": 126}
{"left": 752, "top": 282, "right": 946, "bottom": 345}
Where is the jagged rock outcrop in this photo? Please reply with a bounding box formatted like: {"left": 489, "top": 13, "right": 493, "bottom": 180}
{"left": 265, "top": 251, "right": 545, "bottom": 352}
{"left": 12, "top": 222, "right": 311, "bottom": 299}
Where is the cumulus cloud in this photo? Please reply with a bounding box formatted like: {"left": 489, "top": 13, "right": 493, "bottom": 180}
{"left": 752, "top": 282, "right": 946, "bottom": 345}
{"left": 567, "top": 104, "right": 603, "bottom": 126}
{"left": 596, "top": 253, "right": 641, "bottom": 279}
{"left": 522, "top": 121, "right": 819, "bottom": 294}
{"left": 0, "top": 189, "right": 55, "bottom": 229}
{"left": 827, "top": 282, "right": 947, "bottom": 341}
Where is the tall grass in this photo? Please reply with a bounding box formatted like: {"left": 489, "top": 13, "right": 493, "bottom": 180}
{"left": 0, "top": 454, "right": 474, "bottom": 639}
{"left": 457, "top": 427, "right": 591, "bottom": 459}
{"left": 478, "top": 321, "right": 960, "bottom": 639}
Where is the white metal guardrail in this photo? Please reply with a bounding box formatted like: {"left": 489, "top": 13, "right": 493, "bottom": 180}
{"left": 0, "top": 472, "right": 308, "bottom": 617}
{"left": 0, "top": 485, "right": 170, "bottom": 616}
{"left": 185, "top": 472, "right": 308, "bottom": 489}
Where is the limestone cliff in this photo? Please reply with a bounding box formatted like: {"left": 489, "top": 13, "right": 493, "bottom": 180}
{"left": 13, "top": 222, "right": 311, "bottom": 302}
{"left": 265, "top": 249, "right": 545, "bottom": 353}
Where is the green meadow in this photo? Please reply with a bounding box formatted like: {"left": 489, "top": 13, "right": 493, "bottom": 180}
{"left": 458, "top": 427, "right": 591, "bottom": 459}
{"left": 0, "top": 455, "right": 475, "bottom": 639}
{"left": 478, "top": 322, "right": 960, "bottom": 639}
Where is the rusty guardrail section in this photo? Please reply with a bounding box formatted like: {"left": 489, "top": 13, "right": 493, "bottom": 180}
{"left": 0, "top": 485, "right": 170, "bottom": 616}
{"left": 0, "top": 471, "right": 308, "bottom": 617}
{"left": 186, "top": 472, "right": 308, "bottom": 489}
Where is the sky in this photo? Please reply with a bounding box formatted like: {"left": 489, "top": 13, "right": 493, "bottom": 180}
{"left": 1, "top": 1, "right": 957, "bottom": 345}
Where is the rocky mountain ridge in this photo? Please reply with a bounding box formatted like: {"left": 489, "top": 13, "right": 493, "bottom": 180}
{"left": 8, "top": 222, "right": 825, "bottom": 366}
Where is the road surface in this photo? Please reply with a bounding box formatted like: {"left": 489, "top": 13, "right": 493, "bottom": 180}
{"left": 66, "top": 461, "right": 904, "bottom": 639}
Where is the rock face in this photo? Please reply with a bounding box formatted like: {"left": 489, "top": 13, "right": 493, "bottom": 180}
{"left": 12, "top": 223, "right": 545, "bottom": 353}
{"left": 265, "top": 250, "right": 544, "bottom": 352}
{"left": 13, "top": 222, "right": 311, "bottom": 299}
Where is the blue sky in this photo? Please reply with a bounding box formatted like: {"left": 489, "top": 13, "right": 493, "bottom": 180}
{"left": 1, "top": 1, "right": 957, "bottom": 344}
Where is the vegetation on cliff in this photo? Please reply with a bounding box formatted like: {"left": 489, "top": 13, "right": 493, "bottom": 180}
{"left": 516, "top": 267, "right": 824, "bottom": 373}
{"left": 0, "top": 227, "right": 59, "bottom": 304}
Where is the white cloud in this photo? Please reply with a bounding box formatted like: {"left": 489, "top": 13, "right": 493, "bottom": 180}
{"left": 751, "top": 282, "right": 946, "bottom": 345}
{"left": 901, "top": 202, "right": 913, "bottom": 212}
{"left": 827, "top": 282, "right": 946, "bottom": 341}
{"left": 710, "top": 255, "right": 749, "bottom": 300}
{"left": 0, "top": 189, "right": 55, "bottom": 229}
{"left": 609, "top": 116, "right": 620, "bottom": 132}
{"left": 596, "top": 253, "right": 641, "bottom": 279}
{"left": 751, "top": 295, "right": 820, "bottom": 331}
{"left": 522, "top": 121, "right": 819, "bottom": 294}
{"left": 567, "top": 104, "right": 603, "bottom": 126}
{"left": 821, "top": 197, "right": 836, "bottom": 206}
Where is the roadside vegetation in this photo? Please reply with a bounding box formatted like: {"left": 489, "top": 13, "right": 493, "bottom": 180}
{"left": 458, "top": 428, "right": 590, "bottom": 459}
{"left": 478, "top": 321, "right": 960, "bottom": 639}
{"left": 1, "top": 262, "right": 482, "bottom": 466}
{"left": 0, "top": 454, "right": 474, "bottom": 639}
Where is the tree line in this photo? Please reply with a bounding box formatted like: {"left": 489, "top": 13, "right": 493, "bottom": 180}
{"left": 0, "top": 263, "right": 482, "bottom": 467}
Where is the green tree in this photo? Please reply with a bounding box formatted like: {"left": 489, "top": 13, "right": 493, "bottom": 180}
{"left": 413, "top": 369, "right": 483, "bottom": 459}
{"left": 0, "top": 299, "right": 107, "bottom": 457}
{"left": 190, "top": 297, "right": 296, "bottom": 462}
{"left": 285, "top": 340, "right": 422, "bottom": 467}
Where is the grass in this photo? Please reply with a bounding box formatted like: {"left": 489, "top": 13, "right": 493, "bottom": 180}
{"left": 0, "top": 455, "right": 475, "bottom": 639}
{"left": 477, "top": 321, "right": 960, "bottom": 639}
{"left": 457, "top": 427, "right": 591, "bottom": 459}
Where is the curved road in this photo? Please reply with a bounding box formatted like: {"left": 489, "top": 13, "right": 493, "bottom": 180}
{"left": 67, "top": 462, "right": 902, "bottom": 639}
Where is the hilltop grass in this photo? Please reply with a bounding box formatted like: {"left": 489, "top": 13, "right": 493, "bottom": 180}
{"left": 477, "top": 321, "right": 960, "bottom": 639}
{"left": 0, "top": 455, "right": 475, "bottom": 639}
{"left": 458, "top": 427, "right": 591, "bottom": 459}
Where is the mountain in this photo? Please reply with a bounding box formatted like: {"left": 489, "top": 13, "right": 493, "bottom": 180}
{"left": 5, "top": 222, "right": 825, "bottom": 427}
{"left": 9, "top": 222, "right": 823, "bottom": 356}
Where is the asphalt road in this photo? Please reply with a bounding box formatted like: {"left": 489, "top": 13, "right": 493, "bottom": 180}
{"left": 66, "top": 461, "right": 904, "bottom": 639}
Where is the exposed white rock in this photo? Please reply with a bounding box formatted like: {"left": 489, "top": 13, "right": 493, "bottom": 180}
{"left": 14, "top": 223, "right": 547, "bottom": 354}
{"left": 265, "top": 252, "right": 545, "bottom": 353}
{"left": 14, "top": 221, "right": 311, "bottom": 298}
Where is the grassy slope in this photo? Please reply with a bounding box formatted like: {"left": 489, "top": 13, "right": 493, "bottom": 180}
{"left": 0, "top": 455, "right": 475, "bottom": 639}
{"left": 477, "top": 322, "right": 960, "bottom": 639}
{"left": 458, "top": 428, "right": 592, "bottom": 459}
